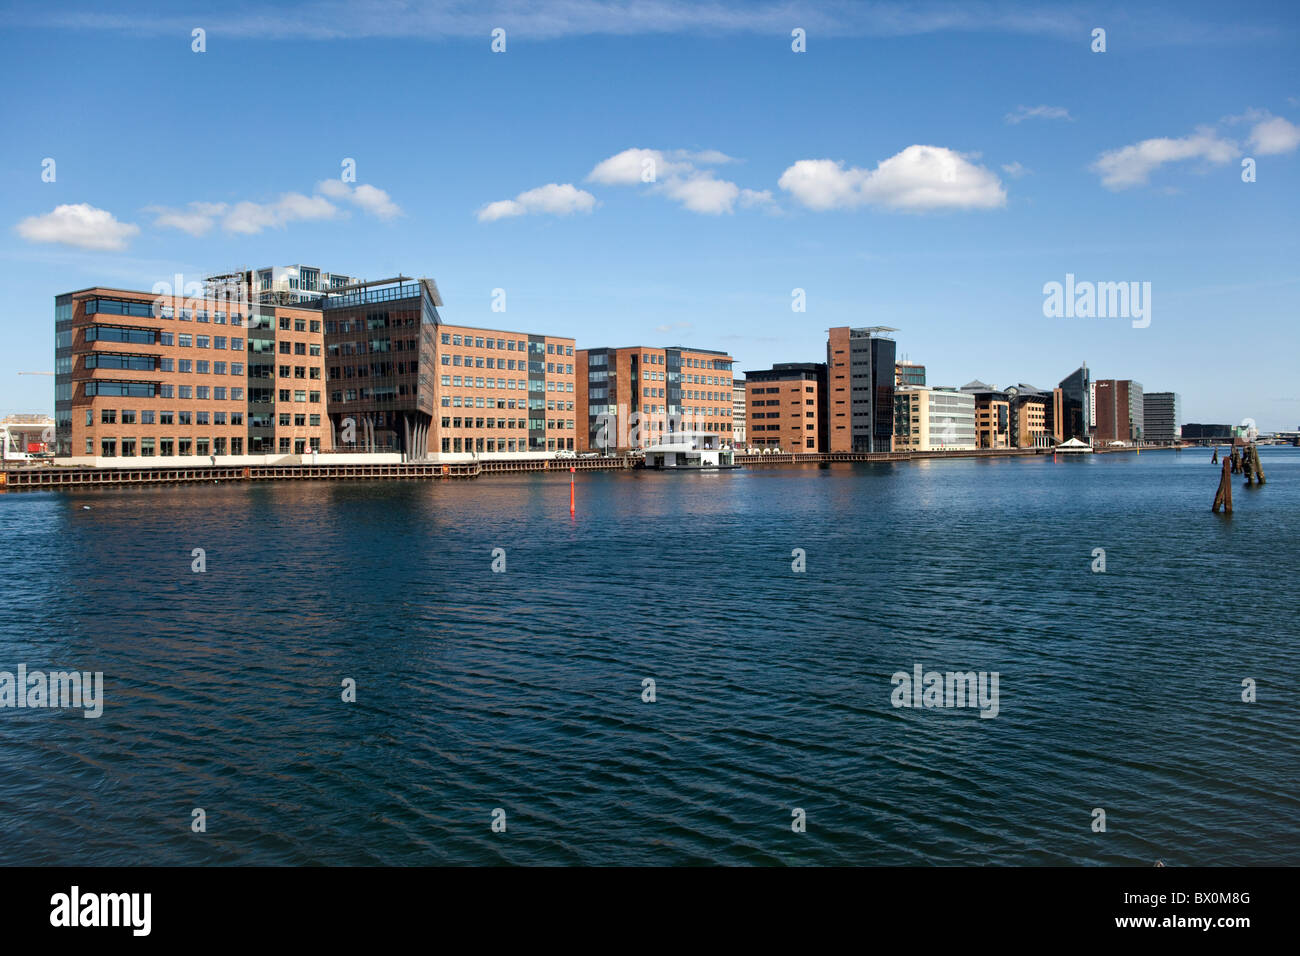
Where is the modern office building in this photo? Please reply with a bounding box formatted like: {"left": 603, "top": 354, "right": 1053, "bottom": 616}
{"left": 732, "top": 376, "right": 747, "bottom": 446}
{"left": 576, "top": 345, "right": 734, "bottom": 453}
{"left": 827, "top": 326, "right": 897, "bottom": 453}
{"left": 960, "top": 380, "right": 1010, "bottom": 449}
{"left": 54, "top": 286, "right": 330, "bottom": 460}
{"left": 1053, "top": 364, "right": 1091, "bottom": 443}
{"left": 895, "top": 360, "right": 926, "bottom": 388}
{"left": 1091, "top": 379, "right": 1144, "bottom": 443}
{"left": 435, "top": 323, "right": 576, "bottom": 455}
{"left": 1003, "top": 384, "right": 1053, "bottom": 448}
{"left": 894, "top": 386, "right": 977, "bottom": 451}
{"left": 744, "top": 363, "right": 828, "bottom": 452}
{"left": 319, "top": 276, "right": 438, "bottom": 456}
{"left": 1143, "top": 392, "right": 1181, "bottom": 443}
{"left": 319, "top": 276, "right": 575, "bottom": 458}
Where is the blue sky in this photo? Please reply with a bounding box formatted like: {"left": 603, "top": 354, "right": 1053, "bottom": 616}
{"left": 2, "top": 0, "right": 1297, "bottom": 428}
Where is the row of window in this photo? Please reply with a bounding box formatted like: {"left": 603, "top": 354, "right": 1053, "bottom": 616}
{"left": 327, "top": 314, "right": 420, "bottom": 335}
{"left": 91, "top": 436, "right": 321, "bottom": 457}
{"left": 277, "top": 316, "right": 322, "bottom": 333}
{"left": 330, "top": 362, "right": 418, "bottom": 379}
{"left": 439, "top": 417, "right": 576, "bottom": 430}
{"left": 92, "top": 408, "right": 245, "bottom": 426}
{"left": 441, "top": 396, "right": 575, "bottom": 412}
{"left": 88, "top": 356, "right": 247, "bottom": 376}
{"left": 83, "top": 299, "right": 243, "bottom": 325}
{"left": 643, "top": 388, "right": 730, "bottom": 401}
{"left": 328, "top": 339, "right": 419, "bottom": 357}
{"left": 438, "top": 333, "right": 574, "bottom": 357}
{"left": 87, "top": 382, "right": 248, "bottom": 401}
{"left": 438, "top": 375, "right": 575, "bottom": 392}
{"left": 441, "top": 437, "right": 575, "bottom": 453}
{"left": 441, "top": 354, "right": 573, "bottom": 374}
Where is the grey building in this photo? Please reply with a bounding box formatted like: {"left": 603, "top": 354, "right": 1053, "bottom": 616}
{"left": 1143, "top": 392, "right": 1181, "bottom": 443}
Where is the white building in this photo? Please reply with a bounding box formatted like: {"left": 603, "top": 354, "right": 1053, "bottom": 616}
{"left": 894, "top": 386, "right": 977, "bottom": 451}
{"left": 251, "top": 265, "right": 353, "bottom": 303}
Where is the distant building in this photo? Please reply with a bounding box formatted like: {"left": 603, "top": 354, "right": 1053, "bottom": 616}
{"left": 576, "top": 345, "right": 734, "bottom": 453}
{"left": 960, "top": 380, "right": 1010, "bottom": 448}
{"left": 745, "top": 363, "right": 828, "bottom": 452}
{"left": 1004, "top": 384, "right": 1053, "bottom": 448}
{"left": 1143, "top": 392, "right": 1181, "bottom": 443}
{"left": 895, "top": 360, "right": 926, "bottom": 388}
{"left": 827, "top": 326, "right": 897, "bottom": 452}
{"left": 245, "top": 265, "right": 353, "bottom": 304}
{"left": 1, "top": 414, "right": 54, "bottom": 461}
{"left": 732, "top": 376, "right": 747, "bottom": 446}
{"left": 1053, "top": 364, "right": 1091, "bottom": 443}
{"left": 1091, "top": 379, "right": 1144, "bottom": 443}
{"left": 1181, "top": 423, "right": 1232, "bottom": 443}
{"left": 894, "top": 386, "right": 976, "bottom": 451}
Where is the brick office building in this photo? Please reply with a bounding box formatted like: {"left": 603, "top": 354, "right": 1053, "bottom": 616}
{"left": 744, "top": 362, "right": 828, "bottom": 452}
{"left": 827, "top": 326, "right": 897, "bottom": 453}
{"left": 54, "top": 286, "right": 329, "bottom": 460}
{"left": 320, "top": 276, "right": 575, "bottom": 458}
{"left": 576, "top": 345, "right": 734, "bottom": 453}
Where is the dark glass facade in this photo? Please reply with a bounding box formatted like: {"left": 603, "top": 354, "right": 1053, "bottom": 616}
{"left": 321, "top": 279, "right": 440, "bottom": 457}
{"left": 1057, "top": 365, "right": 1091, "bottom": 442}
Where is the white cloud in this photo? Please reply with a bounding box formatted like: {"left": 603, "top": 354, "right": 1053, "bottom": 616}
{"left": 1005, "top": 104, "right": 1072, "bottom": 124}
{"left": 477, "top": 183, "right": 597, "bottom": 222}
{"left": 149, "top": 182, "right": 400, "bottom": 237}
{"left": 318, "top": 179, "right": 403, "bottom": 218}
{"left": 681, "top": 149, "right": 736, "bottom": 165}
{"left": 587, "top": 147, "right": 766, "bottom": 214}
{"left": 16, "top": 203, "right": 139, "bottom": 250}
{"left": 779, "top": 145, "right": 1007, "bottom": 212}
{"left": 660, "top": 175, "right": 740, "bottom": 214}
{"left": 588, "top": 148, "right": 693, "bottom": 185}
{"left": 1091, "top": 126, "right": 1238, "bottom": 189}
{"left": 1001, "top": 161, "right": 1029, "bottom": 178}
{"left": 146, "top": 201, "right": 228, "bottom": 236}
{"left": 1248, "top": 115, "right": 1300, "bottom": 155}
{"left": 224, "top": 193, "right": 338, "bottom": 234}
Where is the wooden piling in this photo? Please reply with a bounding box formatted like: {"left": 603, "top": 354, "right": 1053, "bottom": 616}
{"left": 1212, "top": 457, "right": 1233, "bottom": 513}
{"left": 1242, "top": 442, "right": 1266, "bottom": 485}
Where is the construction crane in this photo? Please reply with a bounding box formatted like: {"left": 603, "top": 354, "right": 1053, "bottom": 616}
{"left": 17, "top": 371, "right": 54, "bottom": 375}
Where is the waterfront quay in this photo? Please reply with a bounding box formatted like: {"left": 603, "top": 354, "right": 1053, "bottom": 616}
{"left": 0, "top": 444, "right": 1175, "bottom": 491}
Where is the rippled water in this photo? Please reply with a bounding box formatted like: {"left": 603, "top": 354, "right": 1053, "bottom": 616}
{"left": 1, "top": 448, "right": 1297, "bottom": 865}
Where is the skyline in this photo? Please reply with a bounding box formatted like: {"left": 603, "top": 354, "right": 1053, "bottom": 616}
{"left": 2, "top": 1, "right": 1298, "bottom": 427}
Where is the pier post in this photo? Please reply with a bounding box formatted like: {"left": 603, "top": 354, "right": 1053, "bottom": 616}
{"left": 1212, "top": 457, "right": 1233, "bottom": 513}
{"left": 1211, "top": 446, "right": 1218, "bottom": 463}
{"left": 1242, "top": 442, "right": 1265, "bottom": 485}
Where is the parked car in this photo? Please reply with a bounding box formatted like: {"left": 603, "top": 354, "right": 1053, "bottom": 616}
{"left": 579, "top": 452, "right": 600, "bottom": 459}
{"left": 556, "top": 449, "right": 577, "bottom": 459}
